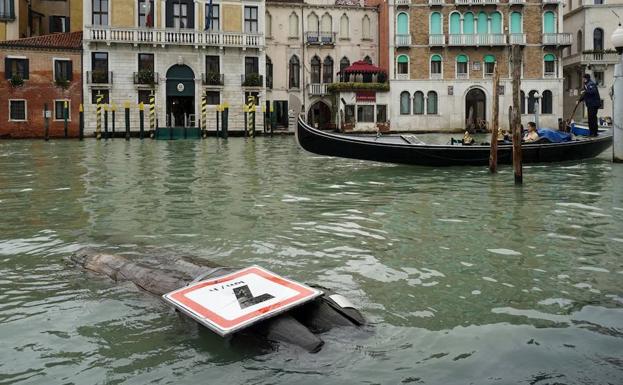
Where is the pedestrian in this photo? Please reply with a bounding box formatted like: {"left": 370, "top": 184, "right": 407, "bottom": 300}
{"left": 579, "top": 73, "right": 601, "bottom": 137}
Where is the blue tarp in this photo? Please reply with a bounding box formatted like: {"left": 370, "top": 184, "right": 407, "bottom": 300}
{"left": 537, "top": 128, "right": 572, "bottom": 143}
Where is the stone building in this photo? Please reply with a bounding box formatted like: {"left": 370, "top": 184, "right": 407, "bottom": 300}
{"left": 82, "top": 0, "right": 267, "bottom": 133}
{"left": 0, "top": 32, "right": 82, "bottom": 138}
{"left": 562, "top": 0, "right": 622, "bottom": 123}
{"left": 389, "top": 0, "right": 571, "bottom": 132}
{"left": 0, "top": 0, "right": 81, "bottom": 41}
{"left": 265, "top": 0, "right": 383, "bottom": 130}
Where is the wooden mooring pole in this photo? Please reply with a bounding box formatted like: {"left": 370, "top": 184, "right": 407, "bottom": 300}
{"left": 511, "top": 45, "right": 523, "bottom": 185}
{"left": 79, "top": 104, "right": 84, "bottom": 141}
{"left": 489, "top": 63, "right": 500, "bottom": 173}
{"left": 124, "top": 101, "right": 130, "bottom": 141}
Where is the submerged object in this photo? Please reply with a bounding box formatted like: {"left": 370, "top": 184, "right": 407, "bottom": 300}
{"left": 70, "top": 248, "right": 364, "bottom": 352}
{"left": 296, "top": 116, "right": 613, "bottom": 167}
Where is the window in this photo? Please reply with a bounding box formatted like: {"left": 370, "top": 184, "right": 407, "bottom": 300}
{"left": 138, "top": 53, "right": 154, "bottom": 71}
{"left": 266, "top": 56, "right": 273, "bottom": 89}
{"left": 5, "top": 58, "right": 28, "bottom": 79}
{"left": 484, "top": 55, "right": 495, "bottom": 77}
{"left": 138, "top": 0, "right": 154, "bottom": 27}
{"left": 311, "top": 56, "right": 321, "bottom": 83}
{"left": 289, "top": 13, "right": 298, "bottom": 37}
{"left": 456, "top": 54, "right": 468, "bottom": 78}
{"left": 289, "top": 55, "right": 300, "bottom": 88}
{"left": 430, "top": 55, "right": 442, "bottom": 78}
{"left": 362, "top": 15, "right": 370, "bottom": 39}
{"left": 54, "top": 100, "right": 70, "bottom": 121}
{"left": 510, "top": 12, "right": 522, "bottom": 34}
{"left": 490, "top": 12, "right": 501, "bottom": 34}
{"left": 397, "top": 55, "right": 408, "bottom": 75}
{"left": 527, "top": 90, "right": 538, "bottom": 114}
{"left": 321, "top": 13, "right": 332, "bottom": 33}
{"left": 265, "top": 12, "right": 272, "bottom": 36}
{"left": 357, "top": 105, "right": 374, "bottom": 123}
{"left": 9, "top": 100, "right": 26, "bottom": 121}
{"left": 205, "top": 3, "right": 219, "bottom": 30}
{"left": 430, "top": 12, "right": 441, "bottom": 35}
{"left": 173, "top": 1, "right": 188, "bottom": 28}
{"left": 206, "top": 55, "right": 219, "bottom": 74}
{"left": 450, "top": 12, "right": 460, "bottom": 34}
{"left": 397, "top": 12, "right": 408, "bottom": 36}
{"left": 138, "top": 89, "right": 151, "bottom": 104}
{"left": 244, "top": 6, "right": 258, "bottom": 33}
{"left": 323, "top": 56, "right": 333, "bottom": 84}
{"left": 594, "top": 71, "right": 604, "bottom": 86}
{"left": 339, "top": 57, "right": 350, "bottom": 81}
{"left": 92, "top": 0, "right": 108, "bottom": 25}
{"left": 541, "top": 90, "right": 552, "bottom": 114}
{"left": 400, "top": 91, "right": 410, "bottom": 115}
{"left": 91, "top": 52, "right": 109, "bottom": 83}
{"left": 308, "top": 13, "right": 318, "bottom": 33}
{"left": 593, "top": 28, "right": 603, "bottom": 51}
{"left": 577, "top": 30, "right": 583, "bottom": 54}
{"left": 54, "top": 59, "right": 72, "bottom": 82}
{"left": 463, "top": 12, "right": 474, "bottom": 34}
{"left": 345, "top": 105, "right": 355, "bottom": 123}
{"left": 427, "top": 91, "right": 438, "bottom": 115}
{"left": 49, "top": 16, "right": 69, "bottom": 33}
{"left": 0, "top": 0, "right": 15, "bottom": 20}
{"left": 205, "top": 91, "right": 219, "bottom": 105}
{"left": 520, "top": 90, "right": 526, "bottom": 114}
{"left": 478, "top": 12, "right": 487, "bottom": 34}
{"left": 245, "top": 56, "right": 258, "bottom": 75}
{"left": 544, "top": 54, "right": 556, "bottom": 76}
{"left": 413, "top": 91, "right": 424, "bottom": 115}
{"left": 340, "top": 14, "right": 349, "bottom": 38}
{"left": 92, "top": 89, "right": 110, "bottom": 104}
{"left": 364, "top": 56, "right": 372, "bottom": 65}
{"left": 543, "top": 11, "right": 555, "bottom": 34}
{"left": 376, "top": 105, "right": 387, "bottom": 123}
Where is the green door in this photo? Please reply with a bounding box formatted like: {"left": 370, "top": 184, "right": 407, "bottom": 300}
{"left": 543, "top": 11, "right": 555, "bottom": 33}
{"left": 430, "top": 12, "right": 441, "bottom": 34}
{"left": 463, "top": 12, "right": 474, "bottom": 34}
{"left": 491, "top": 12, "right": 501, "bottom": 34}
{"left": 478, "top": 12, "right": 488, "bottom": 34}
{"left": 450, "top": 13, "right": 460, "bottom": 34}
{"left": 397, "top": 12, "right": 408, "bottom": 35}
{"left": 510, "top": 12, "right": 522, "bottom": 33}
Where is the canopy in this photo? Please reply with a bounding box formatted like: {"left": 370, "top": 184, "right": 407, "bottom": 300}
{"left": 457, "top": 54, "right": 468, "bottom": 63}
{"left": 341, "top": 60, "right": 383, "bottom": 74}
{"left": 544, "top": 54, "right": 556, "bottom": 62}
{"left": 484, "top": 55, "right": 496, "bottom": 63}
{"left": 431, "top": 54, "right": 442, "bottom": 62}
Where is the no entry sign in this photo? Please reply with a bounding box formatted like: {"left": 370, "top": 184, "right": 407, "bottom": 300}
{"left": 163, "top": 266, "right": 323, "bottom": 336}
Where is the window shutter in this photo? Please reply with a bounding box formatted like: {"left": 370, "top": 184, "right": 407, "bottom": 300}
{"left": 24, "top": 59, "right": 29, "bottom": 79}
{"left": 65, "top": 17, "right": 70, "bottom": 32}
{"left": 4, "top": 58, "right": 10, "bottom": 79}
{"left": 67, "top": 61, "right": 73, "bottom": 81}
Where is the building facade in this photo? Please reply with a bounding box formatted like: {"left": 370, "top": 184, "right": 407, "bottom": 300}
{"left": 562, "top": 0, "right": 622, "bottom": 123}
{"left": 0, "top": 32, "right": 82, "bottom": 138}
{"left": 82, "top": 0, "right": 267, "bottom": 133}
{"left": 389, "top": 0, "right": 571, "bottom": 132}
{"left": 0, "top": 0, "right": 81, "bottom": 41}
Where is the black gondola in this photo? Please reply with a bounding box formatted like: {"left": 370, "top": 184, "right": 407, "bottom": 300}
{"left": 296, "top": 117, "right": 613, "bottom": 167}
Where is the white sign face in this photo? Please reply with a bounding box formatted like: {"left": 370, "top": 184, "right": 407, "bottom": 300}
{"left": 163, "top": 266, "right": 322, "bottom": 336}
{"left": 177, "top": 83, "right": 185, "bottom": 92}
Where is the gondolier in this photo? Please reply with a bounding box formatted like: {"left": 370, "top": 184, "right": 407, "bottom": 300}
{"left": 579, "top": 73, "right": 601, "bottom": 137}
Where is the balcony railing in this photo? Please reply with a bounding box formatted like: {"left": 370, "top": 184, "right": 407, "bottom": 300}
{"left": 542, "top": 0, "right": 562, "bottom": 4}
{"left": 133, "top": 71, "right": 159, "bottom": 85}
{"left": 508, "top": 33, "right": 526, "bottom": 45}
{"left": 448, "top": 34, "right": 506, "bottom": 46}
{"left": 309, "top": 83, "right": 328, "bottom": 96}
{"left": 581, "top": 51, "right": 620, "bottom": 64}
{"left": 396, "top": 0, "right": 410, "bottom": 5}
{"left": 87, "top": 71, "right": 113, "bottom": 85}
{"left": 429, "top": 0, "right": 444, "bottom": 4}
{"left": 509, "top": 0, "right": 526, "bottom": 4}
{"left": 542, "top": 33, "right": 572, "bottom": 46}
{"left": 202, "top": 73, "right": 224, "bottom": 86}
{"left": 84, "top": 26, "right": 264, "bottom": 49}
{"left": 429, "top": 34, "right": 446, "bottom": 46}
{"left": 456, "top": 73, "right": 469, "bottom": 79}
{"left": 305, "top": 32, "right": 336, "bottom": 45}
{"left": 396, "top": 73, "right": 409, "bottom": 80}
{"left": 430, "top": 73, "right": 443, "bottom": 80}
{"left": 456, "top": 0, "right": 499, "bottom": 4}
{"left": 396, "top": 34, "right": 411, "bottom": 47}
{"left": 544, "top": 71, "right": 557, "bottom": 78}
{"left": 241, "top": 74, "right": 263, "bottom": 87}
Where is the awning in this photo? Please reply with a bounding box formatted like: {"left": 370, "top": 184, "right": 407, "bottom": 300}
{"left": 341, "top": 60, "right": 383, "bottom": 74}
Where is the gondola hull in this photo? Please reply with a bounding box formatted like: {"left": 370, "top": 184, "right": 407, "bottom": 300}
{"left": 296, "top": 117, "right": 613, "bottom": 167}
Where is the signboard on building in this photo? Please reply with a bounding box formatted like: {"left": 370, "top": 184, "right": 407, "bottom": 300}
{"left": 356, "top": 91, "right": 376, "bottom": 102}
{"left": 163, "top": 266, "right": 323, "bottom": 336}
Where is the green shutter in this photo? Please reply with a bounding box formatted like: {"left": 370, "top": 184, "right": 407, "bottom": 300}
{"left": 543, "top": 11, "right": 555, "bottom": 34}
{"left": 491, "top": 12, "right": 501, "bottom": 34}
{"left": 510, "top": 12, "right": 522, "bottom": 34}
{"left": 450, "top": 13, "right": 460, "bottom": 34}
{"left": 457, "top": 54, "right": 468, "bottom": 63}
{"left": 544, "top": 54, "right": 555, "bottom": 62}
{"left": 397, "top": 55, "right": 408, "bottom": 64}
{"left": 463, "top": 12, "right": 474, "bottom": 34}
{"left": 477, "top": 12, "right": 488, "bottom": 34}
{"left": 4, "top": 58, "right": 10, "bottom": 79}
{"left": 430, "top": 12, "right": 441, "bottom": 35}
{"left": 431, "top": 54, "right": 442, "bottom": 62}
{"left": 397, "top": 13, "right": 408, "bottom": 35}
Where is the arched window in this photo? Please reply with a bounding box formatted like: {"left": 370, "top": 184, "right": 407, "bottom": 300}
{"left": 477, "top": 12, "right": 488, "bottom": 34}
{"left": 541, "top": 90, "right": 552, "bottom": 114}
{"left": 289, "top": 13, "right": 299, "bottom": 37}
{"left": 307, "top": 13, "right": 318, "bottom": 33}
{"left": 463, "top": 12, "right": 474, "bottom": 34}
{"left": 310, "top": 56, "right": 321, "bottom": 84}
{"left": 400, "top": 91, "right": 411, "bottom": 115}
{"left": 544, "top": 54, "right": 556, "bottom": 76}
{"left": 321, "top": 13, "right": 332, "bottom": 33}
{"left": 289, "top": 55, "right": 300, "bottom": 88}
{"left": 427, "top": 91, "right": 438, "bottom": 115}
{"left": 340, "top": 14, "right": 349, "bottom": 39}
{"left": 413, "top": 91, "right": 424, "bottom": 115}
{"left": 430, "top": 12, "right": 442, "bottom": 34}
{"left": 520, "top": 90, "right": 526, "bottom": 114}
{"left": 266, "top": 12, "right": 272, "bottom": 37}
{"left": 340, "top": 57, "right": 350, "bottom": 81}
{"left": 510, "top": 12, "right": 522, "bottom": 34}
{"left": 577, "top": 30, "right": 583, "bottom": 53}
{"left": 528, "top": 90, "right": 538, "bottom": 114}
{"left": 569, "top": 0, "right": 573, "bottom": 10}
{"left": 543, "top": 11, "right": 556, "bottom": 34}
{"left": 456, "top": 54, "right": 468, "bottom": 78}
{"left": 593, "top": 28, "right": 603, "bottom": 51}
{"left": 323, "top": 56, "right": 334, "bottom": 84}
{"left": 450, "top": 12, "right": 460, "bottom": 34}
{"left": 484, "top": 55, "right": 495, "bottom": 77}
{"left": 430, "top": 54, "right": 442, "bottom": 78}
{"left": 362, "top": 15, "right": 371, "bottom": 39}
{"left": 397, "top": 55, "right": 409, "bottom": 75}
{"left": 266, "top": 56, "right": 273, "bottom": 88}
{"left": 397, "top": 12, "right": 408, "bottom": 35}
{"left": 491, "top": 12, "right": 502, "bottom": 34}
{"left": 364, "top": 55, "right": 372, "bottom": 64}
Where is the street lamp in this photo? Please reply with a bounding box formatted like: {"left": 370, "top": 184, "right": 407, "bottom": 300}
{"left": 611, "top": 22, "right": 623, "bottom": 162}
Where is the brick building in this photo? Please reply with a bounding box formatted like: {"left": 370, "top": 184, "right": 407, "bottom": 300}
{"left": 389, "top": 0, "right": 571, "bottom": 132}
{"left": 0, "top": 31, "right": 82, "bottom": 138}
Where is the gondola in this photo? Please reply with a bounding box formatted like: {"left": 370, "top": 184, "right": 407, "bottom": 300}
{"left": 296, "top": 117, "right": 613, "bottom": 167}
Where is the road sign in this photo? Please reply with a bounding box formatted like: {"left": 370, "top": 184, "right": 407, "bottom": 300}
{"left": 163, "top": 266, "right": 323, "bottom": 336}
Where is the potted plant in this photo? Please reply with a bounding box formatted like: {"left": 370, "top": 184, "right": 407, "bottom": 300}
{"left": 243, "top": 73, "right": 262, "bottom": 87}
{"left": 136, "top": 69, "right": 155, "bottom": 86}
{"left": 9, "top": 74, "right": 23, "bottom": 87}
{"left": 55, "top": 76, "right": 70, "bottom": 89}
{"left": 91, "top": 69, "right": 108, "bottom": 84}
{"left": 204, "top": 71, "right": 222, "bottom": 86}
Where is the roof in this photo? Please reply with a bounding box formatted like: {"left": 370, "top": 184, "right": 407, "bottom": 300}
{"left": 342, "top": 60, "right": 383, "bottom": 74}
{"left": 0, "top": 31, "right": 82, "bottom": 51}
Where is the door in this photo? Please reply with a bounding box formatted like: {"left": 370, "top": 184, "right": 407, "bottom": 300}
{"left": 166, "top": 64, "right": 195, "bottom": 127}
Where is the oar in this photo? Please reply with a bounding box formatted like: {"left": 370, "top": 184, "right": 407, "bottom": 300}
{"left": 566, "top": 99, "right": 582, "bottom": 132}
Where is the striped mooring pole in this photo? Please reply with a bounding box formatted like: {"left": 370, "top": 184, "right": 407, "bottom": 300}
{"left": 63, "top": 100, "right": 69, "bottom": 138}
{"left": 79, "top": 103, "right": 84, "bottom": 141}
{"left": 111, "top": 103, "right": 116, "bottom": 138}
{"left": 96, "top": 92, "right": 103, "bottom": 140}
{"left": 149, "top": 93, "right": 156, "bottom": 139}
{"left": 247, "top": 96, "right": 255, "bottom": 138}
{"left": 124, "top": 101, "right": 130, "bottom": 141}
{"left": 104, "top": 104, "right": 109, "bottom": 140}
{"left": 201, "top": 93, "right": 207, "bottom": 138}
{"left": 139, "top": 102, "right": 145, "bottom": 139}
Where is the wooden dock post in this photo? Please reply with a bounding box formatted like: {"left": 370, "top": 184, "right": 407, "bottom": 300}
{"left": 511, "top": 45, "right": 523, "bottom": 185}
{"left": 111, "top": 104, "right": 116, "bottom": 138}
{"left": 96, "top": 93, "right": 103, "bottom": 140}
{"left": 124, "top": 101, "right": 130, "bottom": 141}
{"left": 63, "top": 100, "right": 69, "bottom": 138}
{"left": 79, "top": 104, "right": 84, "bottom": 141}
{"left": 139, "top": 102, "right": 145, "bottom": 139}
{"left": 489, "top": 63, "right": 500, "bottom": 173}
{"left": 104, "top": 104, "right": 109, "bottom": 140}
{"left": 44, "top": 103, "right": 49, "bottom": 141}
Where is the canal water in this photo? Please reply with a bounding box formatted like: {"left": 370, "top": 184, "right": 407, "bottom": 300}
{"left": 1, "top": 138, "right": 622, "bottom": 385}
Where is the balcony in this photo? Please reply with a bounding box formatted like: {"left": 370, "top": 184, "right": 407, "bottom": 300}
{"left": 448, "top": 34, "right": 506, "bottom": 46}
{"left": 305, "top": 32, "right": 336, "bottom": 45}
{"left": 396, "top": 0, "right": 410, "bottom": 5}
{"left": 202, "top": 72, "right": 224, "bottom": 86}
{"left": 396, "top": 34, "right": 411, "bottom": 47}
{"left": 542, "top": 33, "right": 572, "bottom": 46}
{"left": 396, "top": 73, "right": 409, "bottom": 80}
{"left": 84, "top": 26, "right": 264, "bottom": 49}
{"left": 241, "top": 74, "right": 263, "bottom": 88}
{"left": 509, "top": 0, "right": 526, "bottom": 4}
{"left": 456, "top": 73, "right": 469, "bottom": 79}
{"left": 429, "top": 0, "right": 444, "bottom": 4}
{"left": 542, "top": 0, "right": 562, "bottom": 4}
{"left": 133, "top": 71, "right": 159, "bottom": 85}
{"left": 456, "top": 0, "right": 499, "bottom": 4}
{"left": 508, "top": 33, "right": 526, "bottom": 45}
{"left": 429, "top": 34, "right": 446, "bottom": 46}
{"left": 430, "top": 73, "right": 443, "bottom": 80}
{"left": 582, "top": 51, "right": 620, "bottom": 65}
{"left": 309, "top": 83, "right": 328, "bottom": 96}
{"left": 87, "top": 70, "right": 113, "bottom": 85}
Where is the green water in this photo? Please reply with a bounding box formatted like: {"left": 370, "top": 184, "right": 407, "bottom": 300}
{"left": 1, "top": 138, "right": 622, "bottom": 385}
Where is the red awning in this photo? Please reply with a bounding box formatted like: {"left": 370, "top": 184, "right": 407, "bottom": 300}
{"left": 342, "top": 61, "right": 383, "bottom": 74}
